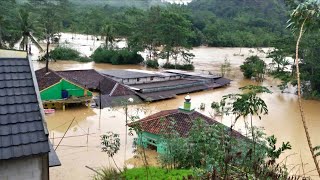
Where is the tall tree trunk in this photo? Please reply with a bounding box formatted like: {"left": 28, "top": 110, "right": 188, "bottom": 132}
{"left": 45, "top": 37, "right": 50, "bottom": 72}
{"left": 295, "top": 19, "right": 320, "bottom": 176}
{"left": 105, "top": 37, "right": 108, "bottom": 49}
{"left": 166, "top": 51, "right": 169, "bottom": 64}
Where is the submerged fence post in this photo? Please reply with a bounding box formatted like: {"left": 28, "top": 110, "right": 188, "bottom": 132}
{"left": 87, "top": 128, "right": 89, "bottom": 151}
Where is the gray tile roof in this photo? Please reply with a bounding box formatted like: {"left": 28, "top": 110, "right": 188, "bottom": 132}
{"left": 0, "top": 58, "right": 50, "bottom": 160}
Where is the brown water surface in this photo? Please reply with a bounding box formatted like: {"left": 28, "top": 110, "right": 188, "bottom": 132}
{"left": 35, "top": 47, "right": 320, "bottom": 179}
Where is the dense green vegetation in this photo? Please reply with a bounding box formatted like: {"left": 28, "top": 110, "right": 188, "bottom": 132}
{"left": 162, "top": 62, "right": 194, "bottom": 70}
{"left": 91, "top": 48, "right": 144, "bottom": 65}
{"left": 48, "top": 46, "right": 92, "bottom": 62}
{"left": 50, "top": 47, "right": 80, "bottom": 60}
{"left": 145, "top": 60, "right": 159, "bottom": 69}
{"left": 3, "top": 0, "right": 289, "bottom": 49}
{"left": 123, "top": 167, "right": 192, "bottom": 180}
{"left": 95, "top": 86, "right": 295, "bottom": 179}
{"left": 240, "top": 55, "right": 266, "bottom": 82}
{"left": 93, "top": 167, "right": 193, "bottom": 180}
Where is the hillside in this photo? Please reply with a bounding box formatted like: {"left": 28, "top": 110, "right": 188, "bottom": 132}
{"left": 69, "top": 0, "right": 166, "bottom": 8}
{"left": 187, "top": 0, "right": 288, "bottom": 46}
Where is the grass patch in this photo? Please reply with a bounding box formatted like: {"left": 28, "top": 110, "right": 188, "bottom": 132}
{"left": 123, "top": 167, "right": 193, "bottom": 180}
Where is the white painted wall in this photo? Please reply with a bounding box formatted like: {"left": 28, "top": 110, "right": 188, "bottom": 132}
{"left": 121, "top": 75, "right": 182, "bottom": 85}
{"left": 0, "top": 155, "right": 48, "bottom": 180}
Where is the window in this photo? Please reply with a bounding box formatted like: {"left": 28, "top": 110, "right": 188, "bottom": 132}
{"left": 137, "top": 78, "right": 140, "bottom": 82}
{"left": 150, "top": 77, "right": 154, "bottom": 81}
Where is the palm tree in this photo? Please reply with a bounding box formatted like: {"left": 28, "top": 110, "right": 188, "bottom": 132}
{"left": 0, "top": 16, "right": 5, "bottom": 48}
{"left": 17, "top": 9, "right": 43, "bottom": 53}
{"left": 101, "top": 24, "right": 115, "bottom": 50}
{"left": 287, "top": 0, "right": 320, "bottom": 176}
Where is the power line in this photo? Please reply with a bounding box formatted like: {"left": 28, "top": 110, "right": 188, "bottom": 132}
{"left": 55, "top": 117, "right": 75, "bottom": 151}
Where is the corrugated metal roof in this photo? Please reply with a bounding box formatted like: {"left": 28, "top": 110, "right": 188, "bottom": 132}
{"left": 100, "top": 69, "right": 159, "bottom": 79}
{"left": 164, "top": 69, "right": 221, "bottom": 79}
{"left": 0, "top": 57, "right": 50, "bottom": 160}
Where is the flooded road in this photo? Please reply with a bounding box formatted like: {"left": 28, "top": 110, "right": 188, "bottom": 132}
{"left": 33, "top": 47, "right": 320, "bottom": 179}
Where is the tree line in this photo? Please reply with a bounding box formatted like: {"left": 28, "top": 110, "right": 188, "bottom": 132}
{"left": 1, "top": 0, "right": 289, "bottom": 49}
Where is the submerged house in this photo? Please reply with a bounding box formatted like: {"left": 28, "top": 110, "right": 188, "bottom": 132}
{"left": 35, "top": 68, "right": 93, "bottom": 109}
{"left": 0, "top": 51, "right": 60, "bottom": 180}
{"left": 101, "top": 69, "right": 182, "bottom": 85}
{"left": 54, "top": 69, "right": 141, "bottom": 108}
{"left": 101, "top": 69, "right": 231, "bottom": 102}
{"left": 129, "top": 95, "right": 243, "bottom": 154}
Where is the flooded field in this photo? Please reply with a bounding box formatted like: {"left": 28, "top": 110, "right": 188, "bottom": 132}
{"left": 31, "top": 44, "right": 320, "bottom": 179}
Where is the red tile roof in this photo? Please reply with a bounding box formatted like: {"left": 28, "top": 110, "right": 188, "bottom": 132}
{"left": 129, "top": 109, "right": 244, "bottom": 138}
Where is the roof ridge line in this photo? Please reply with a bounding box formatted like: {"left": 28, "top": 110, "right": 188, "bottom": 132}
{"left": 135, "top": 109, "right": 180, "bottom": 123}
{"left": 109, "top": 83, "right": 119, "bottom": 96}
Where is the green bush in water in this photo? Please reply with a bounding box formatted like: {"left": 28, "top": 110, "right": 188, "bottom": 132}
{"left": 50, "top": 47, "right": 80, "bottom": 60}
{"left": 91, "top": 47, "right": 144, "bottom": 65}
{"left": 90, "top": 47, "right": 114, "bottom": 63}
{"left": 162, "top": 63, "right": 194, "bottom": 70}
{"left": 145, "top": 60, "right": 159, "bottom": 69}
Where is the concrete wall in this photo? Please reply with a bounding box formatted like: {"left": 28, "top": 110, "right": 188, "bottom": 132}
{"left": 137, "top": 132, "right": 167, "bottom": 154}
{"left": 0, "top": 154, "right": 49, "bottom": 180}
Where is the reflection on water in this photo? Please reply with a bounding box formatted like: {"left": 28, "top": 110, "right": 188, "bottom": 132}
{"left": 43, "top": 47, "right": 320, "bottom": 180}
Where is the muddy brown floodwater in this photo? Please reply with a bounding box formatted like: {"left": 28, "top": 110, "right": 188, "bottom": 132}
{"left": 33, "top": 47, "right": 320, "bottom": 180}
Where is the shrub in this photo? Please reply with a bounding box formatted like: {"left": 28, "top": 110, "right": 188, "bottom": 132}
{"left": 145, "top": 60, "right": 159, "bottom": 69}
{"left": 240, "top": 55, "right": 266, "bottom": 81}
{"left": 92, "top": 167, "right": 120, "bottom": 180}
{"left": 162, "top": 63, "right": 194, "bottom": 70}
{"left": 91, "top": 47, "right": 144, "bottom": 65}
{"left": 90, "top": 47, "right": 113, "bottom": 63}
{"left": 50, "top": 46, "right": 80, "bottom": 60}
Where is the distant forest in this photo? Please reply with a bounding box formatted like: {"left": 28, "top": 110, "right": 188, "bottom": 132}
{"left": 64, "top": 0, "right": 289, "bottom": 47}
{"left": 2, "top": 0, "right": 290, "bottom": 48}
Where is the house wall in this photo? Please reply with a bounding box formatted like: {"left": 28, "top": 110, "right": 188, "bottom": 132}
{"left": 40, "top": 79, "right": 92, "bottom": 100}
{"left": 40, "top": 82, "right": 62, "bottom": 100}
{"left": 0, "top": 154, "right": 49, "bottom": 180}
{"left": 137, "top": 132, "right": 166, "bottom": 154}
{"left": 122, "top": 75, "right": 182, "bottom": 85}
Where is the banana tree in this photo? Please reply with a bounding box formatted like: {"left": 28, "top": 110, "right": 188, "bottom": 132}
{"left": 287, "top": 0, "right": 320, "bottom": 176}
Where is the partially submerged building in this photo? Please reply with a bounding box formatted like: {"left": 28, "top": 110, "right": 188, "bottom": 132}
{"left": 0, "top": 50, "right": 60, "bottom": 180}
{"left": 35, "top": 68, "right": 93, "bottom": 109}
{"left": 101, "top": 69, "right": 182, "bottom": 85}
{"left": 36, "top": 68, "right": 140, "bottom": 108}
{"left": 129, "top": 96, "right": 243, "bottom": 154}
{"left": 35, "top": 68, "right": 231, "bottom": 108}
{"left": 54, "top": 69, "right": 141, "bottom": 108}
{"left": 102, "top": 69, "right": 231, "bottom": 102}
